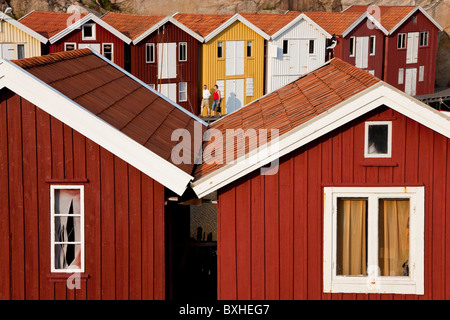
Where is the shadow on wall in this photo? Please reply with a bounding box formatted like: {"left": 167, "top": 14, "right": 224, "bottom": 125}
{"left": 436, "top": 31, "right": 450, "bottom": 88}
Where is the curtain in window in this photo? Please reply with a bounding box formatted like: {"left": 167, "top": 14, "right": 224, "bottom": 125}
{"left": 379, "top": 199, "right": 409, "bottom": 276}
{"left": 337, "top": 199, "right": 367, "bottom": 276}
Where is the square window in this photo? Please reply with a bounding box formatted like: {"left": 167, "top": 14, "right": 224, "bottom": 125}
{"left": 397, "top": 33, "right": 406, "bottom": 49}
{"left": 349, "top": 37, "right": 355, "bottom": 57}
{"left": 217, "top": 42, "right": 223, "bottom": 58}
{"left": 283, "top": 40, "right": 288, "bottom": 55}
{"left": 309, "top": 39, "right": 315, "bottom": 54}
{"left": 365, "top": 121, "right": 392, "bottom": 158}
{"left": 102, "top": 43, "right": 113, "bottom": 61}
{"left": 82, "top": 24, "right": 96, "bottom": 40}
{"left": 51, "top": 186, "right": 84, "bottom": 273}
{"left": 146, "top": 43, "right": 155, "bottom": 63}
{"left": 179, "top": 42, "right": 187, "bottom": 61}
{"left": 323, "top": 187, "right": 424, "bottom": 295}
{"left": 420, "top": 31, "right": 429, "bottom": 47}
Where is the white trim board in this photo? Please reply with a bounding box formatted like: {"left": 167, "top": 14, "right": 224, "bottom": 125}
{"left": 1, "top": 12, "right": 48, "bottom": 44}
{"left": 0, "top": 56, "right": 198, "bottom": 196}
{"left": 271, "top": 13, "right": 332, "bottom": 40}
{"left": 204, "top": 13, "right": 270, "bottom": 42}
{"left": 49, "top": 13, "right": 132, "bottom": 45}
{"left": 191, "top": 82, "right": 450, "bottom": 198}
{"left": 133, "top": 15, "right": 204, "bottom": 44}
{"left": 388, "top": 6, "right": 443, "bottom": 34}
{"left": 342, "top": 12, "right": 389, "bottom": 37}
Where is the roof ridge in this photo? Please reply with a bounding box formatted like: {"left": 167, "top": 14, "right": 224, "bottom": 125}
{"left": 12, "top": 49, "right": 93, "bottom": 69}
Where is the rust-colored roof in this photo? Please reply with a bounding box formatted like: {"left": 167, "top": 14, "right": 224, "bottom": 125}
{"left": 13, "top": 49, "right": 203, "bottom": 175}
{"left": 304, "top": 11, "right": 362, "bottom": 36}
{"left": 102, "top": 12, "right": 166, "bottom": 40}
{"left": 239, "top": 11, "right": 302, "bottom": 36}
{"left": 345, "top": 5, "right": 416, "bottom": 31}
{"left": 194, "top": 58, "right": 380, "bottom": 179}
{"left": 20, "top": 11, "right": 88, "bottom": 39}
{"left": 173, "top": 13, "right": 233, "bottom": 37}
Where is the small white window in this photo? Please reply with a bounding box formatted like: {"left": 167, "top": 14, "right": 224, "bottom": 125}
{"left": 323, "top": 186, "right": 424, "bottom": 295}
{"left": 247, "top": 41, "right": 253, "bottom": 57}
{"left": 369, "top": 36, "right": 376, "bottom": 55}
{"left": 179, "top": 82, "right": 187, "bottom": 102}
{"left": 364, "top": 121, "right": 392, "bottom": 158}
{"left": 349, "top": 37, "right": 355, "bottom": 57}
{"left": 179, "top": 42, "right": 187, "bottom": 61}
{"left": 51, "top": 185, "right": 85, "bottom": 273}
{"left": 398, "top": 68, "right": 404, "bottom": 85}
{"left": 217, "top": 42, "right": 223, "bottom": 58}
{"left": 102, "top": 43, "right": 113, "bottom": 62}
{"left": 283, "top": 40, "right": 288, "bottom": 55}
{"left": 65, "top": 43, "right": 76, "bottom": 51}
{"left": 397, "top": 33, "right": 406, "bottom": 49}
{"left": 420, "top": 31, "right": 428, "bottom": 47}
{"left": 246, "top": 78, "right": 253, "bottom": 97}
{"left": 82, "top": 23, "right": 96, "bottom": 41}
{"left": 309, "top": 39, "right": 315, "bottom": 54}
{"left": 146, "top": 43, "right": 155, "bottom": 63}
{"left": 216, "top": 80, "right": 225, "bottom": 98}
{"left": 17, "top": 44, "right": 25, "bottom": 59}
{"left": 418, "top": 66, "right": 425, "bottom": 82}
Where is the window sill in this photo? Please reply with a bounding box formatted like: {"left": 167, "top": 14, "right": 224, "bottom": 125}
{"left": 47, "top": 273, "right": 90, "bottom": 282}
{"left": 360, "top": 159, "right": 398, "bottom": 167}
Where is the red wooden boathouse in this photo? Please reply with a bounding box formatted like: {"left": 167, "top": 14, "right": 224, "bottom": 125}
{"left": 192, "top": 58, "right": 450, "bottom": 299}
{"left": 0, "top": 49, "right": 206, "bottom": 299}
{"left": 102, "top": 13, "right": 204, "bottom": 115}
{"left": 19, "top": 11, "right": 132, "bottom": 69}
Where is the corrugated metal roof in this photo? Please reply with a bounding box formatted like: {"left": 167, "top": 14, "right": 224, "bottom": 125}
{"left": 13, "top": 49, "right": 204, "bottom": 175}
{"left": 305, "top": 11, "right": 362, "bottom": 36}
{"left": 173, "top": 13, "right": 233, "bottom": 37}
{"left": 19, "top": 11, "right": 89, "bottom": 39}
{"left": 239, "top": 11, "right": 302, "bottom": 36}
{"left": 194, "top": 58, "right": 380, "bottom": 179}
{"left": 345, "top": 5, "right": 416, "bottom": 31}
{"left": 102, "top": 12, "right": 166, "bottom": 40}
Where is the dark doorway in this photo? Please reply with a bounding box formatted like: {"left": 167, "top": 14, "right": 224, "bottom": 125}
{"left": 165, "top": 191, "right": 217, "bottom": 300}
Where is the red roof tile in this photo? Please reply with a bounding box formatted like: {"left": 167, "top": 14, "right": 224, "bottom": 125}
{"left": 345, "top": 5, "right": 416, "bottom": 31}
{"left": 173, "top": 13, "right": 233, "bottom": 37}
{"left": 102, "top": 12, "right": 166, "bottom": 40}
{"left": 304, "top": 11, "right": 362, "bottom": 36}
{"left": 239, "top": 11, "right": 302, "bottom": 36}
{"left": 193, "top": 58, "right": 380, "bottom": 179}
{"left": 13, "top": 49, "right": 203, "bottom": 175}
{"left": 20, "top": 11, "right": 88, "bottom": 39}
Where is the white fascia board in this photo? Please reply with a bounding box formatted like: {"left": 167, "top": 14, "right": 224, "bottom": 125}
{"left": 0, "top": 58, "right": 194, "bottom": 195}
{"left": 133, "top": 16, "right": 204, "bottom": 45}
{"left": 91, "top": 49, "right": 208, "bottom": 127}
{"left": 204, "top": 13, "right": 270, "bottom": 43}
{"left": 192, "top": 82, "right": 450, "bottom": 197}
{"left": 89, "top": 15, "right": 133, "bottom": 44}
{"left": 389, "top": 6, "right": 443, "bottom": 34}
{"left": 49, "top": 14, "right": 93, "bottom": 44}
{"left": 17, "top": 10, "right": 35, "bottom": 22}
{"left": 3, "top": 15, "right": 48, "bottom": 44}
{"left": 342, "top": 12, "right": 388, "bottom": 38}
{"left": 272, "top": 13, "right": 332, "bottom": 40}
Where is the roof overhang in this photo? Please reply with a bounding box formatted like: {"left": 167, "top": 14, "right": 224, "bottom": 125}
{"left": 204, "top": 13, "right": 270, "bottom": 43}
{"left": 0, "top": 53, "right": 203, "bottom": 195}
{"left": 133, "top": 15, "right": 204, "bottom": 45}
{"left": 1, "top": 12, "right": 48, "bottom": 44}
{"left": 342, "top": 12, "right": 389, "bottom": 37}
{"left": 388, "top": 6, "right": 444, "bottom": 35}
{"left": 191, "top": 82, "right": 450, "bottom": 198}
{"left": 271, "top": 13, "right": 332, "bottom": 40}
{"left": 49, "top": 13, "right": 133, "bottom": 45}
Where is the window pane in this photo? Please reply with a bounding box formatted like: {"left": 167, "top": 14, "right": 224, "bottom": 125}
{"left": 103, "top": 44, "right": 112, "bottom": 60}
{"left": 179, "top": 43, "right": 187, "bottom": 61}
{"left": 283, "top": 40, "right": 288, "bottom": 54}
{"left": 349, "top": 37, "right": 354, "bottom": 56}
{"left": 17, "top": 44, "right": 25, "bottom": 59}
{"left": 367, "top": 124, "right": 388, "bottom": 155}
{"left": 65, "top": 44, "right": 75, "bottom": 51}
{"left": 247, "top": 41, "right": 252, "bottom": 57}
{"left": 54, "top": 189, "right": 81, "bottom": 215}
{"left": 378, "top": 199, "right": 410, "bottom": 276}
{"left": 54, "top": 216, "right": 81, "bottom": 243}
{"left": 370, "top": 36, "right": 375, "bottom": 54}
{"left": 54, "top": 244, "right": 82, "bottom": 270}
{"left": 337, "top": 198, "right": 368, "bottom": 276}
{"left": 217, "top": 42, "right": 223, "bottom": 58}
{"left": 83, "top": 25, "right": 92, "bottom": 38}
{"left": 309, "top": 39, "right": 314, "bottom": 54}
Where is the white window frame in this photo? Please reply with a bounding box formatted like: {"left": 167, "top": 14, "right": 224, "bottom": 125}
{"left": 309, "top": 39, "right": 315, "bottom": 55}
{"left": 217, "top": 41, "right": 223, "bottom": 59}
{"left": 179, "top": 82, "right": 187, "bottom": 102}
{"left": 179, "top": 42, "right": 187, "bottom": 62}
{"left": 398, "top": 33, "right": 406, "bottom": 49}
{"left": 364, "top": 121, "right": 392, "bottom": 158}
{"left": 349, "top": 37, "right": 356, "bottom": 57}
{"left": 64, "top": 42, "right": 77, "bottom": 51}
{"left": 247, "top": 41, "right": 253, "bottom": 57}
{"left": 17, "top": 44, "right": 25, "bottom": 59}
{"left": 323, "top": 186, "right": 424, "bottom": 295}
{"left": 82, "top": 23, "right": 96, "bottom": 41}
{"left": 50, "top": 185, "right": 85, "bottom": 273}
{"left": 420, "top": 31, "right": 429, "bottom": 47}
{"left": 102, "top": 43, "right": 114, "bottom": 62}
{"left": 369, "top": 35, "right": 376, "bottom": 56}
{"left": 146, "top": 43, "right": 155, "bottom": 63}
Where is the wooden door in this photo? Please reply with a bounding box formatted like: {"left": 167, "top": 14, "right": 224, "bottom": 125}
{"left": 355, "top": 36, "right": 369, "bottom": 69}
{"left": 225, "top": 78, "right": 244, "bottom": 114}
{"left": 405, "top": 68, "right": 417, "bottom": 96}
{"left": 406, "top": 32, "right": 419, "bottom": 64}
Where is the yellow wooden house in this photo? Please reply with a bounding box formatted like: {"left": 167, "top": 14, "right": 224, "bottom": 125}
{"left": 0, "top": 11, "right": 47, "bottom": 60}
{"left": 175, "top": 13, "right": 270, "bottom": 116}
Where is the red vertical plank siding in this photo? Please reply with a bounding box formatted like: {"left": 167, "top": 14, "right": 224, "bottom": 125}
{"left": 129, "top": 22, "right": 200, "bottom": 115}
{"left": 217, "top": 107, "right": 450, "bottom": 300}
{"left": 0, "top": 90, "right": 11, "bottom": 300}
{"left": 49, "top": 22, "right": 126, "bottom": 69}
{"left": 0, "top": 91, "right": 166, "bottom": 300}
{"left": 446, "top": 140, "right": 450, "bottom": 300}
